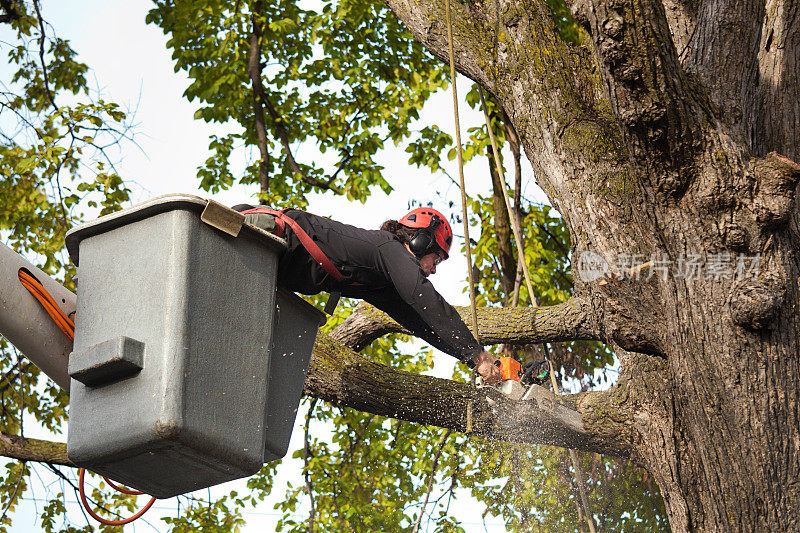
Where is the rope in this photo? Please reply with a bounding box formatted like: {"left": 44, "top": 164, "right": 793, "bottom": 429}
{"left": 477, "top": 89, "right": 536, "bottom": 306}
{"left": 478, "top": 68, "right": 599, "bottom": 533}
{"left": 18, "top": 268, "right": 157, "bottom": 525}
{"left": 445, "top": 0, "right": 479, "bottom": 344}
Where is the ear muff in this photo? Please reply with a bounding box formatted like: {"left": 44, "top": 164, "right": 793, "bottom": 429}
{"left": 408, "top": 231, "right": 433, "bottom": 257}
{"left": 408, "top": 216, "right": 441, "bottom": 258}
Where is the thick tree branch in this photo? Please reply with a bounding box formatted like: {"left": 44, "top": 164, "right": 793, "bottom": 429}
{"left": 0, "top": 273, "right": 635, "bottom": 466}
{"left": 570, "top": 0, "right": 707, "bottom": 198}
{"left": 304, "top": 332, "right": 635, "bottom": 457}
{"left": 659, "top": 0, "right": 800, "bottom": 162}
{"left": 0, "top": 431, "right": 72, "bottom": 466}
{"left": 332, "top": 288, "right": 666, "bottom": 354}
{"left": 0, "top": 331, "right": 635, "bottom": 466}
{"left": 331, "top": 298, "right": 603, "bottom": 352}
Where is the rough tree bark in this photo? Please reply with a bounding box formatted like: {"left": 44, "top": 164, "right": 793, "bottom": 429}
{"left": 382, "top": 0, "right": 800, "bottom": 530}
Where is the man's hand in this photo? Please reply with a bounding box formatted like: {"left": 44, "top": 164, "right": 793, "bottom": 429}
{"left": 470, "top": 351, "right": 502, "bottom": 386}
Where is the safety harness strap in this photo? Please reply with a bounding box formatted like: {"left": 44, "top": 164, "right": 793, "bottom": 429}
{"left": 241, "top": 207, "right": 346, "bottom": 283}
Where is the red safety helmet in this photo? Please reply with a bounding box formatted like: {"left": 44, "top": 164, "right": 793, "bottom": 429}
{"left": 399, "top": 207, "right": 453, "bottom": 259}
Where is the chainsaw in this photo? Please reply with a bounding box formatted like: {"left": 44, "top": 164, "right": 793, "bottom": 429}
{"left": 485, "top": 358, "right": 550, "bottom": 401}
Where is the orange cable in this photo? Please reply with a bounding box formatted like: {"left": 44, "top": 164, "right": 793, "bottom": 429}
{"left": 79, "top": 469, "right": 156, "bottom": 526}
{"left": 17, "top": 268, "right": 156, "bottom": 525}
{"left": 17, "top": 269, "right": 74, "bottom": 341}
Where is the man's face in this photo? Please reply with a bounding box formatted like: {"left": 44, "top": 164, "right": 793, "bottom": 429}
{"left": 419, "top": 250, "right": 445, "bottom": 277}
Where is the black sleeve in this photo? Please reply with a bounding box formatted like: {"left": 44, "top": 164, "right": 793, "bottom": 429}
{"left": 364, "top": 241, "right": 483, "bottom": 362}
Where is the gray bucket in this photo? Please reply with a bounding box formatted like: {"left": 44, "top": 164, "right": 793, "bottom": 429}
{"left": 265, "top": 289, "right": 325, "bottom": 462}
{"left": 65, "top": 195, "right": 324, "bottom": 498}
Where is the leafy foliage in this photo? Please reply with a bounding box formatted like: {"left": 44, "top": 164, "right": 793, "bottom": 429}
{"left": 146, "top": 0, "right": 448, "bottom": 206}
{"left": 461, "top": 442, "right": 667, "bottom": 531}
{"left": 0, "top": 2, "right": 132, "bottom": 531}
{"left": 161, "top": 492, "right": 247, "bottom": 532}
{"left": 545, "top": 0, "right": 582, "bottom": 44}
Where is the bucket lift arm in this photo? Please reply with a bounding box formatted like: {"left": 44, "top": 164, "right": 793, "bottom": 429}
{"left": 0, "top": 240, "right": 74, "bottom": 391}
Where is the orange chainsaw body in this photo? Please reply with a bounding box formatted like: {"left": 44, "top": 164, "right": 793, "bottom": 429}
{"left": 496, "top": 357, "right": 523, "bottom": 382}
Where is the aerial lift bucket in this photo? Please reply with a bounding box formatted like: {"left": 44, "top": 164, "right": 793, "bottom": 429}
{"left": 63, "top": 195, "right": 324, "bottom": 498}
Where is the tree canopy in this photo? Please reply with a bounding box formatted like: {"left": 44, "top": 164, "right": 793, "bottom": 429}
{"left": 0, "top": 1, "right": 673, "bottom": 531}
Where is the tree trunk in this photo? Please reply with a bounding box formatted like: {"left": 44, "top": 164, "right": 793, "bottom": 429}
{"left": 384, "top": 0, "right": 800, "bottom": 530}
{"left": 488, "top": 147, "right": 517, "bottom": 299}
{"left": 247, "top": 1, "right": 270, "bottom": 199}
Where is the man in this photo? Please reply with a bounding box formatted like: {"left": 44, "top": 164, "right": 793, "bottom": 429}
{"left": 232, "top": 204, "right": 503, "bottom": 385}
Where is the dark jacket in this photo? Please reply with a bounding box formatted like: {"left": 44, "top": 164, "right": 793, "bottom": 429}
{"left": 276, "top": 209, "right": 482, "bottom": 363}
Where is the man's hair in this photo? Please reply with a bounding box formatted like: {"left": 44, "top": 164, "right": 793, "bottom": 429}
{"left": 380, "top": 219, "right": 416, "bottom": 244}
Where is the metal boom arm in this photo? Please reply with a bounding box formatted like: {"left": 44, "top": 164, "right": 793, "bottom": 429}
{"left": 0, "top": 240, "right": 74, "bottom": 390}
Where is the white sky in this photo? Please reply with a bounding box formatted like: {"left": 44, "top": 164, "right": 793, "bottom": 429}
{"left": 3, "top": 1, "right": 553, "bottom": 531}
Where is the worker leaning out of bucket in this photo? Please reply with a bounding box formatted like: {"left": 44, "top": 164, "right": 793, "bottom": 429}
{"left": 233, "top": 204, "right": 504, "bottom": 385}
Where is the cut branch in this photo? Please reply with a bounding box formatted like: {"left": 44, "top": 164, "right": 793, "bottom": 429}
{"left": 304, "top": 333, "right": 635, "bottom": 457}
{"left": 1, "top": 332, "right": 634, "bottom": 467}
